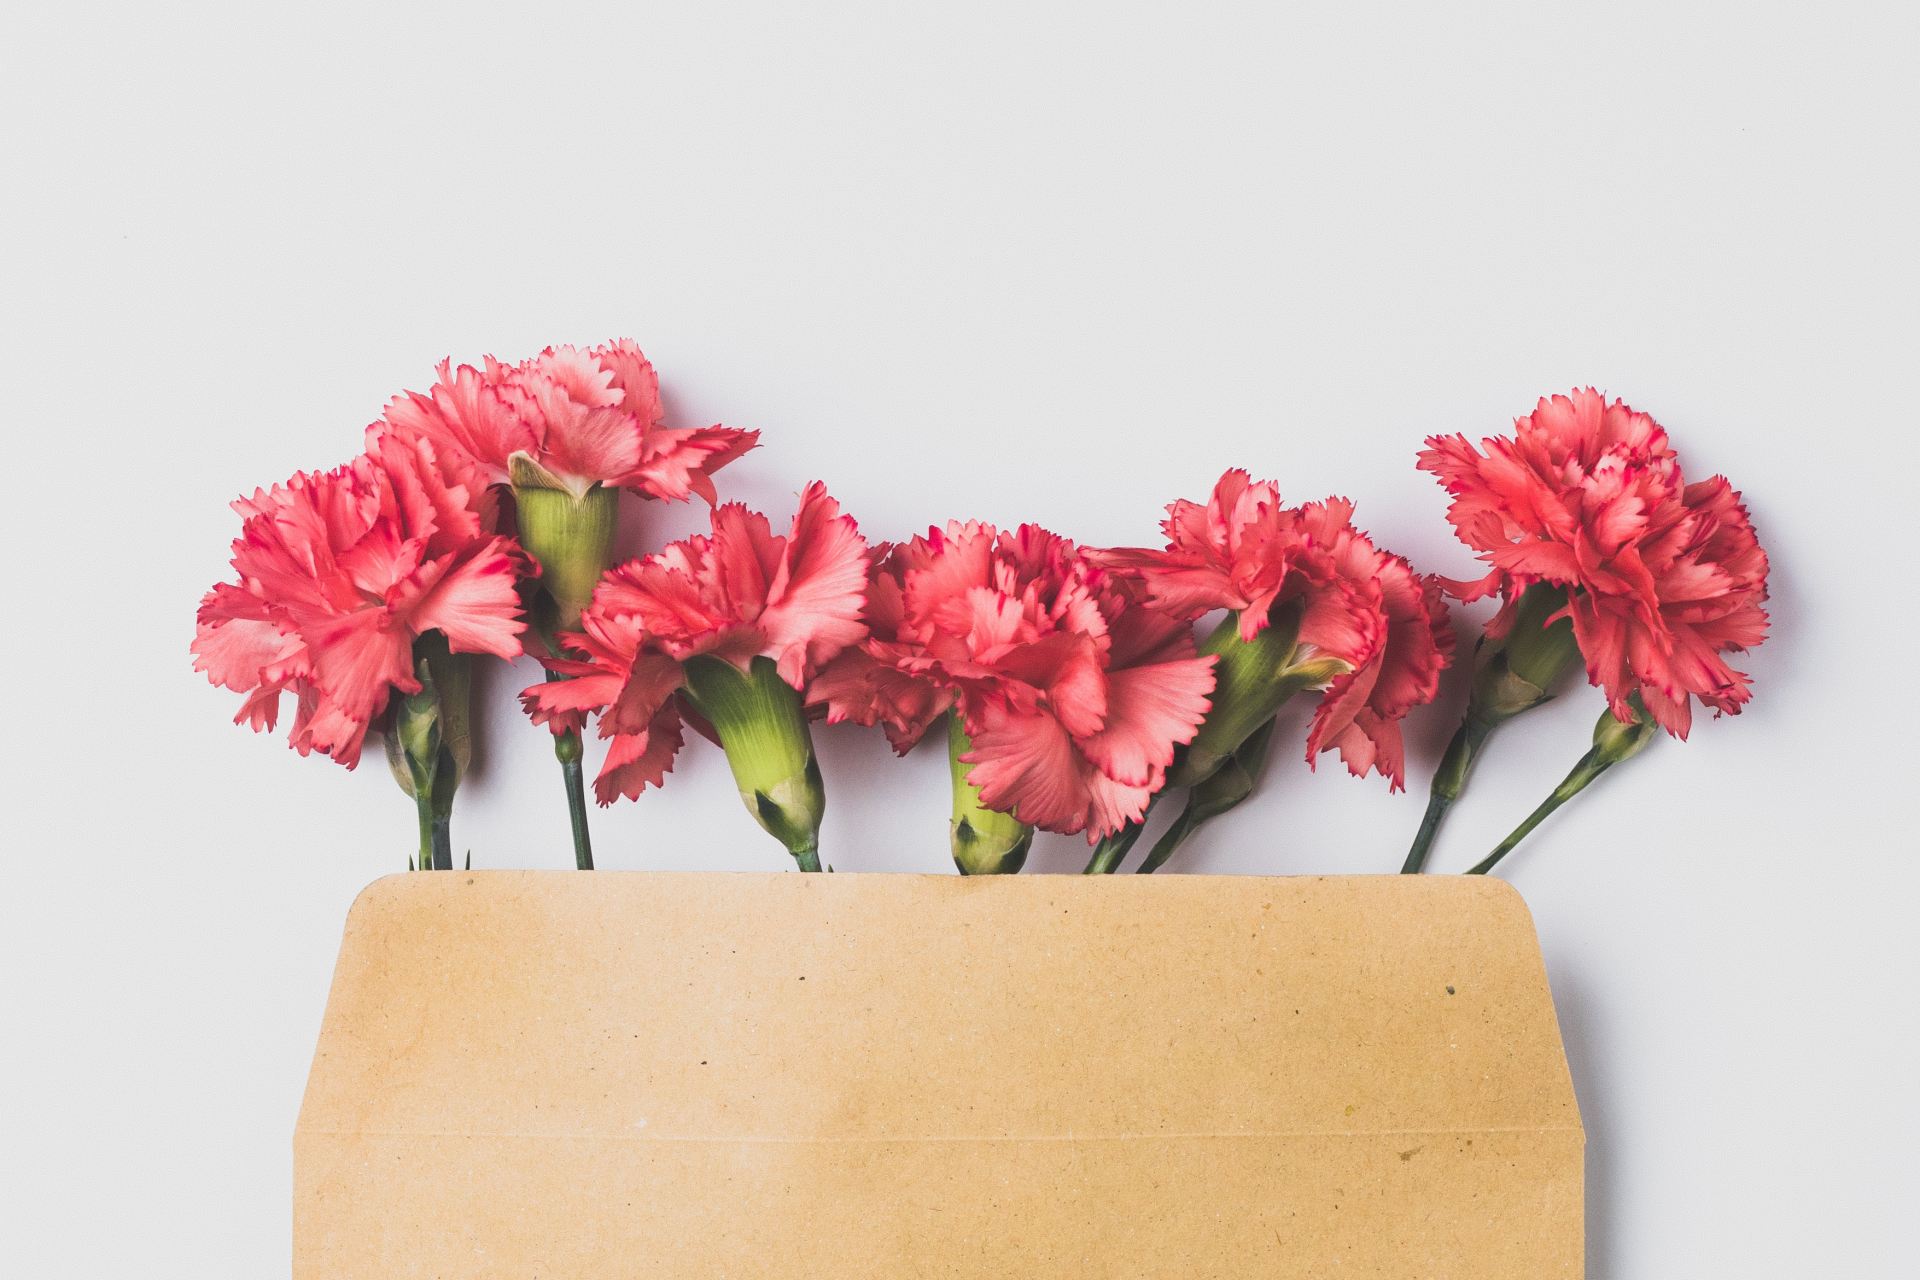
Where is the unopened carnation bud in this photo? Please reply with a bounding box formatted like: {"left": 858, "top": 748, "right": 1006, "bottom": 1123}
{"left": 382, "top": 632, "right": 468, "bottom": 871}
{"left": 383, "top": 633, "right": 472, "bottom": 800}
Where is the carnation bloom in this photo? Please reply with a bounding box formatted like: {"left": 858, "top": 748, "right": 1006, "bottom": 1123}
{"left": 1403, "top": 389, "right": 1771, "bottom": 874}
{"left": 377, "top": 340, "right": 759, "bottom": 870}
{"left": 193, "top": 434, "right": 527, "bottom": 768}
{"left": 374, "top": 340, "right": 757, "bottom": 626}
{"left": 1419, "top": 387, "right": 1770, "bottom": 737}
{"left": 379, "top": 340, "right": 758, "bottom": 505}
{"left": 810, "top": 522, "right": 1218, "bottom": 862}
{"left": 521, "top": 483, "right": 870, "bottom": 869}
{"left": 1095, "top": 470, "right": 1454, "bottom": 792}
{"left": 192, "top": 435, "right": 527, "bottom": 869}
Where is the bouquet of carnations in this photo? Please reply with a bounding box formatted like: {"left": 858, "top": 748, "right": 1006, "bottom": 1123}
{"left": 195, "top": 346, "right": 1770, "bottom": 878}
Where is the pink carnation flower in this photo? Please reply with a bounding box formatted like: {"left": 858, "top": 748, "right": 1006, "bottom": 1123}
{"left": 377, "top": 339, "right": 757, "bottom": 503}
{"left": 1095, "top": 470, "right": 1453, "bottom": 789}
{"left": 1419, "top": 388, "right": 1770, "bottom": 736}
{"left": 192, "top": 433, "right": 527, "bottom": 767}
{"left": 811, "top": 522, "right": 1218, "bottom": 840}
{"left": 522, "top": 483, "right": 871, "bottom": 804}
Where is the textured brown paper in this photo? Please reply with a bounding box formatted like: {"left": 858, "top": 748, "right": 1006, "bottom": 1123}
{"left": 296, "top": 872, "right": 1581, "bottom": 1277}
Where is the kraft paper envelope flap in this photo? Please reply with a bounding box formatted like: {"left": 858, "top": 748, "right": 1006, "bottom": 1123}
{"left": 296, "top": 872, "right": 1582, "bottom": 1277}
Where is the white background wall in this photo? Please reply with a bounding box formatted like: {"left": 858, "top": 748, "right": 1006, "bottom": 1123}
{"left": 5, "top": 3, "right": 1915, "bottom": 1275}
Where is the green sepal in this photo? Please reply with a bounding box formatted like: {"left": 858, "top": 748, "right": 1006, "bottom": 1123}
{"left": 510, "top": 453, "right": 619, "bottom": 633}
{"left": 1466, "top": 582, "right": 1582, "bottom": 727}
{"left": 1174, "top": 605, "right": 1347, "bottom": 790}
{"left": 681, "top": 655, "right": 826, "bottom": 869}
{"left": 947, "top": 715, "right": 1034, "bottom": 874}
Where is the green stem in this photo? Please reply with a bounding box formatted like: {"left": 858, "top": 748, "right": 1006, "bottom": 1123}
{"left": 390, "top": 632, "right": 463, "bottom": 871}
{"left": 1402, "top": 584, "right": 1582, "bottom": 873}
{"left": 413, "top": 782, "right": 437, "bottom": 872}
{"left": 1141, "top": 716, "right": 1277, "bottom": 874}
{"left": 1136, "top": 806, "right": 1198, "bottom": 874}
{"left": 1083, "top": 806, "right": 1152, "bottom": 874}
{"left": 791, "top": 846, "right": 822, "bottom": 873}
{"left": 1467, "top": 745, "right": 1608, "bottom": 876}
{"left": 556, "top": 727, "right": 594, "bottom": 871}
{"left": 1401, "top": 716, "right": 1493, "bottom": 873}
{"left": 1468, "top": 698, "right": 1655, "bottom": 876}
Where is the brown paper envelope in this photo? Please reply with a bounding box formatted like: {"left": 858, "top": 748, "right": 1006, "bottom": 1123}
{"left": 296, "top": 872, "right": 1581, "bottom": 1277}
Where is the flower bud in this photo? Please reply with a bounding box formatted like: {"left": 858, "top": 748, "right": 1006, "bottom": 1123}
{"left": 510, "top": 451, "right": 619, "bottom": 632}
{"left": 382, "top": 632, "right": 468, "bottom": 870}
{"left": 681, "top": 655, "right": 827, "bottom": 870}
{"left": 947, "top": 716, "right": 1035, "bottom": 875}
{"left": 383, "top": 633, "right": 472, "bottom": 802}
{"left": 1590, "top": 697, "right": 1657, "bottom": 765}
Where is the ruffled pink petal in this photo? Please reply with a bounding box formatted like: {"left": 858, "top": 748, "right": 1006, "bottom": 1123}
{"left": 192, "top": 584, "right": 297, "bottom": 692}
{"left": 900, "top": 521, "right": 998, "bottom": 630}
{"left": 287, "top": 685, "right": 374, "bottom": 768}
{"left": 537, "top": 404, "right": 647, "bottom": 496}
{"left": 1089, "top": 545, "right": 1239, "bottom": 620}
{"left": 694, "top": 503, "right": 781, "bottom": 623}
{"left": 234, "top": 685, "right": 284, "bottom": 733}
{"left": 1295, "top": 576, "right": 1383, "bottom": 667}
{"left": 370, "top": 429, "right": 487, "bottom": 552}
{"left": 398, "top": 539, "right": 527, "bottom": 661}
{"left": 519, "top": 665, "right": 623, "bottom": 728}
{"left": 590, "top": 339, "right": 663, "bottom": 423}
{"left": 625, "top": 425, "right": 761, "bottom": 503}
{"left": 807, "top": 648, "right": 950, "bottom": 752}
{"left": 301, "top": 607, "right": 416, "bottom": 723}
{"left": 594, "top": 700, "right": 687, "bottom": 804}
{"left": 1304, "top": 661, "right": 1384, "bottom": 776}
{"left": 962, "top": 700, "right": 1160, "bottom": 840}
{"left": 1077, "top": 769, "right": 1160, "bottom": 839}
{"left": 756, "top": 482, "right": 872, "bottom": 687}
{"left": 526, "top": 345, "right": 623, "bottom": 410}
{"left": 379, "top": 359, "right": 532, "bottom": 483}
{"left": 1076, "top": 650, "right": 1216, "bottom": 787}
{"left": 1320, "top": 708, "right": 1406, "bottom": 789}
{"left": 601, "top": 651, "right": 687, "bottom": 737}
{"left": 992, "top": 632, "right": 1109, "bottom": 739}
{"left": 961, "top": 704, "right": 1094, "bottom": 834}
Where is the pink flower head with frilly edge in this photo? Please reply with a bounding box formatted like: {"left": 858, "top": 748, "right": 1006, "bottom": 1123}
{"left": 521, "top": 483, "right": 871, "bottom": 803}
{"left": 376, "top": 339, "right": 758, "bottom": 502}
{"left": 1093, "top": 470, "right": 1454, "bottom": 789}
{"left": 191, "top": 432, "right": 528, "bottom": 767}
{"left": 810, "top": 522, "right": 1218, "bottom": 840}
{"left": 1420, "top": 389, "right": 1770, "bottom": 736}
